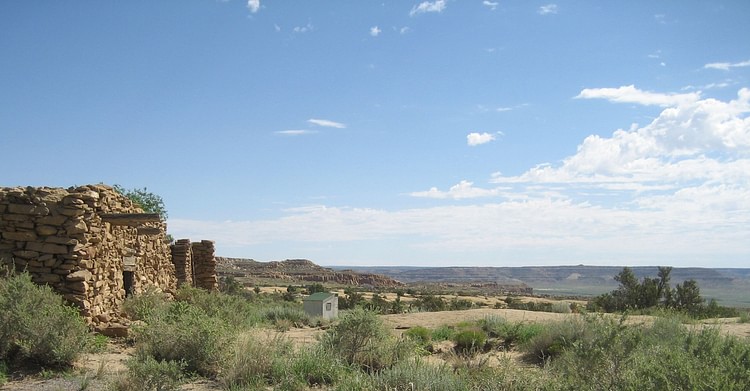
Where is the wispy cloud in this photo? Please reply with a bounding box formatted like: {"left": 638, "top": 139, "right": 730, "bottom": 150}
{"left": 274, "top": 130, "right": 317, "bottom": 136}
{"left": 575, "top": 85, "right": 700, "bottom": 107}
{"left": 410, "top": 180, "right": 502, "bottom": 199}
{"left": 483, "top": 1, "right": 498, "bottom": 11}
{"left": 538, "top": 4, "right": 558, "bottom": 15}
{"left": 398, "top": 26, "right": 411, "bottom": 35}
{"left": 467, "top": 132, "right": 499, "bottom": 146}
{"left": 246, "top": 0, "right": 260, "bottom": 13}
{"left": 293, "top": 23, "right": 314, "bottom": 33}
{"left": 308, "top": 118, "right": 346, "bottom": 128}
{"left": 410, "top": 0, "right": 446, "bottom": 17}
{"left": 704, "top": 59, "right": 750, "bottom": 71}
{"left": 370, "top": 26, "right": 382, "bottom": 37}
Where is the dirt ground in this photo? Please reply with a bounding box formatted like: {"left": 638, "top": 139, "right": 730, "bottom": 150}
{"left": 2, "top": 307, "right": 749, "bottom": 391}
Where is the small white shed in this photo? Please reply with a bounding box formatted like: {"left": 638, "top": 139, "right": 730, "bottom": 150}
{"left": 303, "top": 292, "right": 338, "bottom": 320}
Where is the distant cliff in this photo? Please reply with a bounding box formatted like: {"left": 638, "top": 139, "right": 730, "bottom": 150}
{"left": 215, "top": 257, "right": 404, "bottom": 287}
{"left": 340, "top": 265, "right": 745, "bottom": 289}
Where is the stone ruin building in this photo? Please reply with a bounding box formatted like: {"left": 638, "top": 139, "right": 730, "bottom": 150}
{"left": 0, "top": 184, "right": 217, "bottom": 335}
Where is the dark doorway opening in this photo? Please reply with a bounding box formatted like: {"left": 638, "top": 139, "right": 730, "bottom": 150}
{"left": 123, "top": 271, "right": 134, "bottom": 297}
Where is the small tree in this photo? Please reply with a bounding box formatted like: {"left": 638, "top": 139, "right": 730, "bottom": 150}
{"left": 113, "top": 184, "right": 168, "bottom": 220}
{"left": 674, "top": 279, "right": 703, "bottom": 314}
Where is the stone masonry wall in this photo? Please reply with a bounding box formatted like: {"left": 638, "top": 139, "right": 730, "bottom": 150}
{"left": 170, "top": 239, "right": 194, "bottom": 286}
{"left": 192, "top": 240, "right": 218, "bottom": 290}
{"left": 0, "top": 185, "right": 177, "bottom": 331}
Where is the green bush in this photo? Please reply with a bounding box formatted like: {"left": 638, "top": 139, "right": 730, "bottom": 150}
{"left": 403, "top": 326, "right": 432, "bottom": 347}
{"left": 481, "top": 317, "right": 543, "bottom": 350}
{"left": 0, "top": 272, "right": 92, "bottom": 368}
{"left": 548, "top": 315, "right": 750, "bottom": 390}
{"left": 522, "top": 317, "right": 589, "bottom": 363}
{"left": 374, "top": 359, "right": 468, "bottom": 391}
{"left": 0, "top": 361, "right": 7, "bottom": 387}
{"left": 218, "top": 332, "right": 293, "bottom": 389}
{"left": 110, "top": 356, "right": 186, "bottom": 391}
{"left": 291, "top": 344, "right": 346, "bottom": 387}
{"left": 431, "top": 325, "right": 456, "bottom": 341}
{"left": 132, "top": 301, "right": 232, "bottom": 377}
{"left": 321, "top": 308, "right": 411, "bottom": 372}
{"left": 453, "top": 329, "right": 487, "bottom": 356}
{"left": 174, "top": 286, "right": 263, "bottom": 329}
{"left": 122, "top": 287, "right": 171, "bottom": 321}
{"left": 263, "top": 305, "right": 309, "bottom": 327}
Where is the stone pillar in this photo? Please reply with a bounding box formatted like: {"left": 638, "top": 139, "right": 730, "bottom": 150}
{"left": 191, "top": 240, "right": 218, "bottom": 291}
{"left": 170, "top": 239, "right": 194, "bottom": 286}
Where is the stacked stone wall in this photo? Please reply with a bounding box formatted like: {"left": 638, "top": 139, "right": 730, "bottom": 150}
{"left": 0, "top": 185, "right": 177, "bottom": 331}
{"left": 170, "top": 239, "right": 194, "bottom": 286}
{"left": 192, "top": 240, "right": 218, "bottom": 290}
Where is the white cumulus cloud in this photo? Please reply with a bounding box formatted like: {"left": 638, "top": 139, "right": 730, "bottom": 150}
{"left": 370, "top": 26, "right": 381, "bottom": 37}
{"left": 410, "top": 0, "right": 446, "bottom": 16}
{"left": 467, "top": 132, "right": 497, "bottom": 146}
{"left": 246, "top": 0, "right": 260, "bottom": 13}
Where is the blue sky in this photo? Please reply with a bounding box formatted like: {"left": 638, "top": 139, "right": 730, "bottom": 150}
{"left": 2, "top": 1, "right": 749, "bottom": 267}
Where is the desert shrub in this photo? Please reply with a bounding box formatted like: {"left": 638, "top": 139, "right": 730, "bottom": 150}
{"left": 413, "top": 294, "right": 447, "bottom": 312}
{"left": 449, "top": 297, "right": 475, "bottom": 311}
{"left": 132, "top": 301, "right": 233, "bottom": 377}
{"left": 219, "top": 276, "right": 245, "bottom": 296}
{"left": 431, "top": 324, "right": 457, "bottom": 341}
{"left": 291, "top": 344, "right": 347, "bottom": 387}
{"left": 404, "top": 326, "right": 432, "bottom": 347}
{"left": 122, "top": 287, "right": 171, "bottom": 321}
{"left": 321, "top": 308, "right": 411, "bottom": 372}
{"left": 0, "top": 361, "right": 7, "bottom": 386}
{"left": 110, "top": 355, "right": 186, "bottom": 391}
{"left": 549, "top": 315, "right": 750, "bottom": 390}
{"left": 522, "top": 317, "right": 589, "bottom": 364}
{"left": 333, "top": 371, "right": 377, "bottom": 391}
{"left": 462, "top": 357, "right": 550, "bottom": 391}
{"left": 263, "top": 305, "right": 309, "bottom": 327}
{"left": 453, "top": 329, "right": 487, "bottom": 356}
{"left": 484, "top": 319, "right": 544, "bottom": 350}
{"left": 374, "top": 359, "right": 468, "bottom": 391}
{"left": 739, "top": 311, "right": 750, "bottom": 323}
{"left": 0, "top": 272, "right": 92, "bottom": 368}
{"left": 550, "top": 302, "right": 572, "bottom": 314}
{"left": 174, "top": 286, "right": 263, "bottom": 329}
{"left": 218, "top": 332, "right": 293, "bottom": 389}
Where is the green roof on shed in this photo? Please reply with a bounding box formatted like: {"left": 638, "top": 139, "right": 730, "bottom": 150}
{"left": 304, "top": 292, "right": 335, "bottom": 301}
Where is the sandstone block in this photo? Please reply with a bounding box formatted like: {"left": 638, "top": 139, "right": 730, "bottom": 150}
{"left": 36, "top": 225, "right": 58, "bottom": 236}
{"left": 8, "top": 203, "right": 49, "bottom": 216}
{"left": 45, "top": 236, "right": 77, "bottom": 245}
{"left": 2, "top": 214, "right": 30, "bottom": 221}
{"left": 26, "top": 241, "right": 68, "bottom": 254}
{"left": 12, "top": 250, "right": 40, "bottom": 259}
{"left": 58, "top": 206, "right": 84, "bottom": 217}
{"left": 34, "top": 274, "right": 61, "bottom": 283}
{"left": 65, "top": 219, "right": 88, "bottom": 235}
{"left": 67, "top": 270, "right": 92, "bottom": 281}
{"left": 38, "top": 215, "right": 67, "bottom": 225}
{"left": 3, "top": 230, "right": 38, "bottom": 241}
